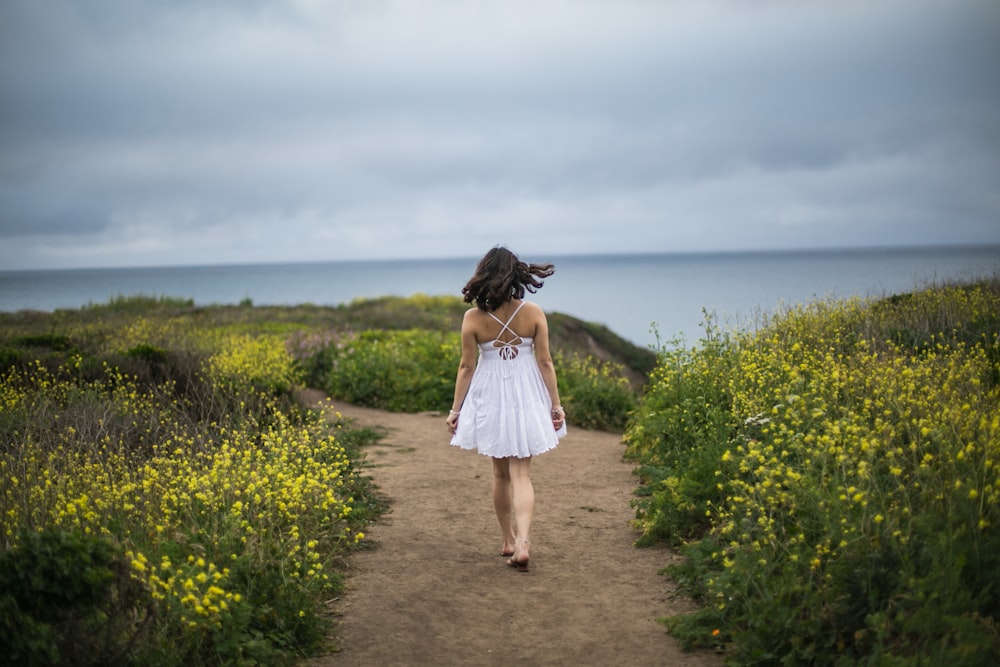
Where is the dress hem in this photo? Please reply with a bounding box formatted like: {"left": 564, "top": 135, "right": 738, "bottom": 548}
{"left": 449, "top": 440, "right": 560, "bottom": 459}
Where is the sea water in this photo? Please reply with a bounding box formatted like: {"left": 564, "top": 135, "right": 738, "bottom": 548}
{"left": 1, "top": 245, "right": 997, "bottom": 349}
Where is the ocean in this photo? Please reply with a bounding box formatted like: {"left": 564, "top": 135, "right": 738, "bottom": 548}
{"left": 1, "top": 245, "right": 998, "bottom": 349}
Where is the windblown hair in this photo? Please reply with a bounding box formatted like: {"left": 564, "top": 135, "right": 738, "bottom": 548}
{"left": 462, "top": 246, "right": 555, "bottom": 311}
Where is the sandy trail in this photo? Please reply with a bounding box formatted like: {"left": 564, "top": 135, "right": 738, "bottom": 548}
{"left": 300, "top": 391, "right": 723, "bottom": 666}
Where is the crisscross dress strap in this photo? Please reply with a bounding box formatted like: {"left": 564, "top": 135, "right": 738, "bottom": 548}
{"left": 487, "top": 301, "right": 526, "bottom": 340}
{"left": 487, "top": 301, "right": 527, "bottom": 360}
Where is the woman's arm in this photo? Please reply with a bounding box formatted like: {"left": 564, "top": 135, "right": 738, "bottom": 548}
{"left": 530, "top": 304, "right": 565, "bottom": 431}
{"left": 446, "top": 310, "right": 479, "bottom": 434}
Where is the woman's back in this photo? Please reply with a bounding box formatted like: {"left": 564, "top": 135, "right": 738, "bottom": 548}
{"left": 467, "top": 300, "right": 542, "bottom": 344}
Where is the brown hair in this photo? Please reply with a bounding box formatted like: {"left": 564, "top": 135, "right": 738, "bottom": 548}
{"left": 462, "top": 246, "right": 555, "bottom": 311}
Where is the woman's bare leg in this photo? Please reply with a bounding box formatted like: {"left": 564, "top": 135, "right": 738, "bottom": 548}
{"left": 508, "top": 456, "right": 534, "bottom": 563}
{"left": 492, "top": 458, "right": 516, "bottom": 555}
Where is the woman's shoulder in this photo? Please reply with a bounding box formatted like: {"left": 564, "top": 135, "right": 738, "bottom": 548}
{"left": 523, "top": 299, "right": 543, "bottom": 311}
{"left": 519, "top": 300, "right": 546, "bottom": 318}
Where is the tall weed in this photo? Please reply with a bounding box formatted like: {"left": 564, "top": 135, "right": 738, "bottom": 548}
{"left": 623, "top": 320, "right": 736, "bottom": 545}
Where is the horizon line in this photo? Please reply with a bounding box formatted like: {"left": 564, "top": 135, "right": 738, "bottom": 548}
{"left": 3, "top": 241, "right": 999, "bottom": 275}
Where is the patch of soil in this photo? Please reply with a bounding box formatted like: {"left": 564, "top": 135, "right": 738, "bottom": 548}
{"left": 300, "top": 390, "right": 723, "bottom": 666}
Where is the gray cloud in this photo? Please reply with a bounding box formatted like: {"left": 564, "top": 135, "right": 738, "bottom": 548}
{"left": 1, "top": 0, "right": 998, "bottom": 269}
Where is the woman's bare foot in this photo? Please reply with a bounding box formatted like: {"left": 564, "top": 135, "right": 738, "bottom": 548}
{"left": 506, "top": 539, "right": 530, "bottom": 571}
{"left": 500, "top": 539, "right": 515, "bottom": 557}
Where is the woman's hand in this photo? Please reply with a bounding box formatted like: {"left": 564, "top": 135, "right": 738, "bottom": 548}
{"left": 552, "top": 405, "right": 565, "bottom": 431}
{"left": 446, "top": 410, "right": 460, "bottom": 435}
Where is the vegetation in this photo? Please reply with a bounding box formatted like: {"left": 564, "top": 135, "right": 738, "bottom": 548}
{"left": 1, "top": 300, "right": 381, "bottom": 665}
{"left": 292, "top": 327, "right": 637, "bottom": 432}
{"left": 295, "top": 328, "right": 460, "bottom": 413}
{"left": 11, "top": 278, "right": 998, "bottom": 664}
{"left": 284, "top": 294, "right": 647, "bottom": 431}
{"left": 623, "top": 278, "right": 1000, "bottom": 665}
{"left": 0, "top": 293, "right": 646, "bottom": 664}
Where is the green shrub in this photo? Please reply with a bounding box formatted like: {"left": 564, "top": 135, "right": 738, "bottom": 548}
{"left": 304, "top": 328, "right": 639, "bottom": 429}
{"left": 0, "top": 527, "right": 151, "bottom": 666}
{"left": 86, "top": 294, "right": 195, "bottom": 313}
{"left": 555, "top": 352, "right": 637, "bottom": 432}
{"left": 11, "top": 333, "right": 74, "bottom": 351}
{"left": 317, "top": 329, "right": 461, "bottom": 412}
{"left": 623, "top": 321, "right": 736, "bottom": 545}
{"left": 125, "top": 342, "right": 169, "bottom": 364}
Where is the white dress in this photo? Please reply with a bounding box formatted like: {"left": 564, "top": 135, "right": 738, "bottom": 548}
{"left": 450, "top": 302, "right": 568, "bottom": 458}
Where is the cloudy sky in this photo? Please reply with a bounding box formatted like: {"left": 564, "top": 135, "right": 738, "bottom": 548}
{"left": 1, "top": 0, "right": 998, "bottom": 270}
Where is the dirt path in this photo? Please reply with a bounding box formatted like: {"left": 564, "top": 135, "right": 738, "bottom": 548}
{"left": 300, "top": 390, "right": 723, "bottom": 667}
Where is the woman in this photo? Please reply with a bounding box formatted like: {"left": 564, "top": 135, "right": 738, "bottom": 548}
{"left": 446, "top": 246, "right": 567, "bottom": 572}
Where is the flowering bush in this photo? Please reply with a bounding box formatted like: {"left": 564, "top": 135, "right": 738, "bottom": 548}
{"left": 0, "top": 308, "right": 377, "bottom": 665}
{"left": 624, "top": 280, "right": 1000, "bottom": 664}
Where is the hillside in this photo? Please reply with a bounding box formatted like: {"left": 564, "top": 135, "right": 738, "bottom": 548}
{"left": 1, "top": 294, "right": 657, "bottom": 383}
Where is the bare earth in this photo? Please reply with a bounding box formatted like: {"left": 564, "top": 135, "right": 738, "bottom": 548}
{"left": 300, "top": 390, "right": 724, "bottom": 667}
